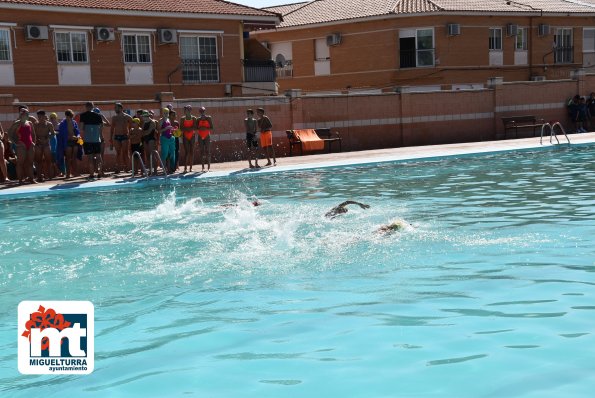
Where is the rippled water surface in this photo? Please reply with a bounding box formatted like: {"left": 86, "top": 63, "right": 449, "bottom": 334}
{"left": 1, "top": 146, "right": 594, "bottom": 397}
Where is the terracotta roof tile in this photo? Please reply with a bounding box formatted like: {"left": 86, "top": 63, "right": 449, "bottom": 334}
{"left": 264, "top": 1, "right": 309, "bottom": 15}
{"left": 0, "top": 0, "right": 278, "bottom": 17}
{"left": 271, "top": 0, "right": 595, "bottom": 28}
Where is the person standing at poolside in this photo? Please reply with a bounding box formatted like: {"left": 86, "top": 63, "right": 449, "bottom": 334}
{"left": 129, "top": 118, "right": 144, "bottom": 176}
{"left": 8, "top": 108, "right": 36, "bottom": 184}
{"left": 49, "top": 112, "right": 63, "bottom": 178}
{"left": 180, "top": 105, "right": 196, "bottom": 173}
{"left": 196, "top": 106, "right": 213, "bottom": 171}
{"left": 110, "top": 102, "right": 132, "bottom": 173}
{"left": 57, "top": 109, "right": 81, "bottom": 179}
{"left": 141, "top": 111, "right": 158, "bottom": 175}
{"left": 244, "top": 109, "right": 260, "bottom": 168}
{"left": 79, "top": 102, "right": 104, "bottom": 179}
{"left": 170, "top": 109, "right": 180, "bottom": 172}
{"left": 34, "top": 110, "right": 55, "bottom": 182}
{"left": 158, "top": 108, "right": 176, "bottom": 174}
{"left": 257, "top": 107, "right": 276, "bottom": 166}
{"left": 0, "top": 122, "right": 9, "bottom": 183}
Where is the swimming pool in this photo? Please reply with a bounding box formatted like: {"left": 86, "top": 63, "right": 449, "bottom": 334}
{"left": 1, "top": 144, "right": 594, "bottom": 397}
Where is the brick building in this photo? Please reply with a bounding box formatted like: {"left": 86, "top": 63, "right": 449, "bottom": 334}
{"left": 0, "top": 0, "right": 281, "bottom": 102}
{"left": 253, "top": 0, "right": 595, "bottom": 93}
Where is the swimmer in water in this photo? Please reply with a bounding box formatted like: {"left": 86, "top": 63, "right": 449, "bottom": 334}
{"left": 376, "top": 219, "right": 413, "bottom": 235}
{"left": 325, "top": 201, "right": 370, "bottom": 218}
{"left": 220, "top": 200, "right": 262, "bottom": 208}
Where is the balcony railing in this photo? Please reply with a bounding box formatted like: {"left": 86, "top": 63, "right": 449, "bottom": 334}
{"left": 242, "top": 59, "right": 276, "bottom": 82}
{"left": 276, "top": 61, "right": 293, "bottom": 78}
{"left": 554, "top": 46, "right": 574, "bottom": 64}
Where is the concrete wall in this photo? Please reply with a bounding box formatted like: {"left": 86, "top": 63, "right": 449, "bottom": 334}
{"left": 1, "top": 75, "right": 592, "bottom": 171}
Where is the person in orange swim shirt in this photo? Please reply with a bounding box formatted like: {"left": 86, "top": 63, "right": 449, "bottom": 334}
{"left": 196, "top": 106, "right": 213, "bottom": 171}
{"left": 257, "top": 107, "right": 276, "bottom": 166}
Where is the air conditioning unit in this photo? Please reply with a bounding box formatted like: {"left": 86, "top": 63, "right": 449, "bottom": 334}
{"left": 507, "top": 24, "right": 518, "bottom": 36}
{"left": 531, "top": 75, "right": 546, "bottom": 81}
{"left": 158, "top": 29, "right": 177, "bottom": 44}
{"left": 96, "top": 27, "right": 115, "bottom": 41}
{"left": 25, "top": 25, "right": 49, "bottom": 40}
{"left": 447, "top": 23, "right": 460, "bottom": 36}
{"left": 538, "top": 24, "right": 550, "bottom": 36}
{"left": 326, "top": 32, "right": 342, "bottom": 46}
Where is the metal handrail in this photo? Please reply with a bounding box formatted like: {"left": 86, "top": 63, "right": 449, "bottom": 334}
{"left": 551, "top": 122, "right": 570, "bottom": 144}
{"left": 131, "top": 151, "right": 147, "bottom": 178}
{"left": 150, "top": 149, "right": 169, "bottom": 178}
{"left": 540, "top": 122, "right": 570, "bottom": 145}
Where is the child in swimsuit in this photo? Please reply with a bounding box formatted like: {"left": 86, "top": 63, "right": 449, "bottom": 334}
{"left": 129, "top": 118, "right": 143, "bottom": 176}
{"left": 11, "top": 108, "right": 36, "bottom": 184}
{"left": 180, "top": 105, "right": 196, "bottom": 173}
{"left": 196, "top": 106, "right": 213, "bottom": 171}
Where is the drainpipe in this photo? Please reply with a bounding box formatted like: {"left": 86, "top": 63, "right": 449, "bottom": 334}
{"left": 529, "top": 16, "right": 533, "bottom": 78}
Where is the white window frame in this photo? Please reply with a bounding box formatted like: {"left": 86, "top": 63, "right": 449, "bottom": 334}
{"left": 516, "top": 27, "right": 528, "bottom": 51}
{"left": 122, "top": 33, "right": 152, "bottom": 64}
{"left": 554, "top": 27, "right": 573, "bottom": 64}
{"left": 0, "top": 28, "right": 12, "bottom": 62}
{"left": 179, "top": 35, "right": 220, "bottom": 83}
{"left": 415, "top": 28, "right": 435, "bottom": 67}
{"left": 399, "top": 27, "right": 435, "bottom": 68}
{"left": 489, "top": 27, "right": 502, "bottom": 51}
{"left": 54, "top": 30, "right": 89, "bottom": 64}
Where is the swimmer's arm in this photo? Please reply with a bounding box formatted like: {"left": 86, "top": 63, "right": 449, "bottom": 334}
{"left": 341, "top": 200, "right": 370, "bottom": 209}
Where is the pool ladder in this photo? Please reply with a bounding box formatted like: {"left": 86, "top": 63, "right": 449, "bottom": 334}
{"left": 149, "top": 150, "right": 169, "bottom": 178}
{"left": 131, "top": 151, "right": 148, "bottom": 178}
{"left": 540, "top": 122, "right": 570, "bottom": 145}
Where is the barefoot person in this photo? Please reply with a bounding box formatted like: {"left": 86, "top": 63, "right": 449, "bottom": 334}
{"left": 0, "top": 123, "right": 9, "bottom": 183}
{"left": 8, "top": 108, "right": 36, "bottom": 184}
{"left": 257, "top": 107, "right": 276, "bottom": 166}
{"left": 110, "top": 102, "right": 132, "bottom": 174}
{"left": 57, "top": 109, "right": 81, "bottom": 179}
{"left": 325, "top": 201, "right": 370, "bottom": 218}
{"left": 141, "top": 111, "right": 158, "bottom": 175}
{"left": 158, "top": 108, "right": 176, "bottom": 174}
{"left": 49, "top": 112, "right": 63, "bottom": 178}
{"left": 180, "top": 105, "right": 196, "bottom": 173}
{"left": 196, "top": 106, "right": 213, "bottom": 171}
{"left": 244, "top": 109, "right": 259, "bottom": 168}
{"left": 129, "top": 118, "right": 144, "bottom": 176}
{"left": 79, "top": 102, "right": 104, "bottom": 179}
{"left": 34, "top": 110, "right": 55, "bottom": 182}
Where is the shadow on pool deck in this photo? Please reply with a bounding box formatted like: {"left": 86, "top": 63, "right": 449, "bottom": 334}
{"left": 1, "top": 133, "right": 594, "bottom": 197}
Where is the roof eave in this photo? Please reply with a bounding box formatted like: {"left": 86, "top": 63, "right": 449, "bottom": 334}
{"left": 251, "top": 10, "right": 595, "bottom": 33}
{"left": 0, "top": 3, "right": 281, "bottom": 24}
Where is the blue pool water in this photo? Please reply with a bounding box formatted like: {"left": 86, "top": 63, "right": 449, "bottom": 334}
{"left": 1, "top": 145, "right": 594, "bottom": 397}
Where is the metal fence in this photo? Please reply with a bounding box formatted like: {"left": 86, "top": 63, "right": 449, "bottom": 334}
{"left": 242, "top": 59, "right": 276, "bottom": 82}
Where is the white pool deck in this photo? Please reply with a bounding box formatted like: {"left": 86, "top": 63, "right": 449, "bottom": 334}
{"left": 1, "top": 132, "right": 594, "bottom": 198}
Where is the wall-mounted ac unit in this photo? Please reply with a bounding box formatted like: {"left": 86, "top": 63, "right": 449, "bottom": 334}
{"left": 25, "top": 25, "right": 49, "bottom": 40}
{"left": 538, "top": 24, "right": 550, "bottom": 36}
{"left": 531, "top": 75, "right": 546, "bottom": 81}
{"left": 326, "top": 32, "right": 341, "bottom": 46}
{"left": 159, "top": 29, "right": 177, "bottom": 44}
{"left": 507, "top": 24, "right": 518, "bottom": 36}
{"left": 447, "top": 23, "right": 460, "bottom": 36}
{"left": 96, "top": 27, "right": 115, "bottom": 41}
